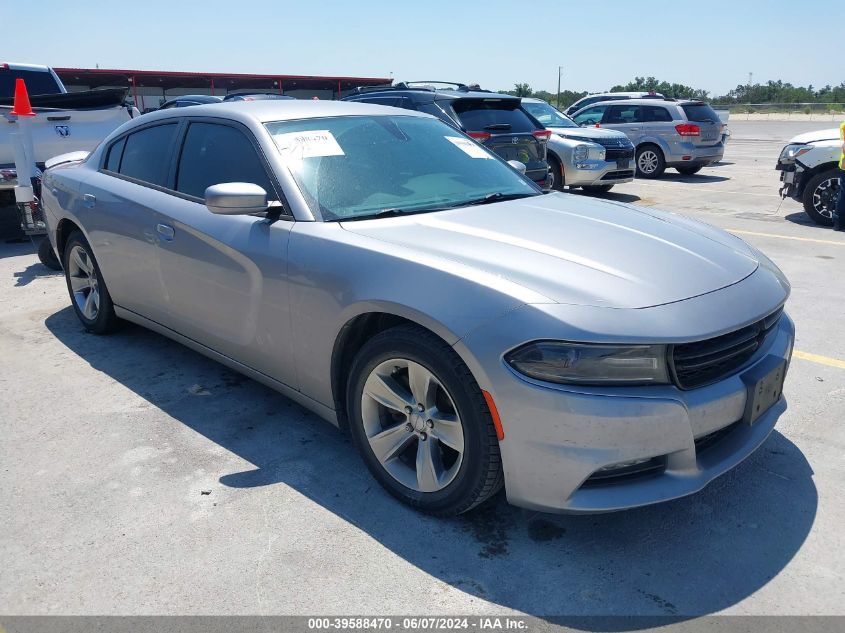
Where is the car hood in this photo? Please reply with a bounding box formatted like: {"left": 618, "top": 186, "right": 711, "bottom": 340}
{"left": 546, "top": 126, "right": 628, "bottom": 142}
{"left": 341, "top": 193, "right": 759, "bottom": 309}
{"left": 788, "top": 128, "right": 840, "bottom": 144}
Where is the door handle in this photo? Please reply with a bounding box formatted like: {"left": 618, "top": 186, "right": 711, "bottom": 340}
{"left": 83, "top": 193, "right": 96, "bottom": 208}
{"left": 156, "top": 223, "right": 175, "bottom": 241}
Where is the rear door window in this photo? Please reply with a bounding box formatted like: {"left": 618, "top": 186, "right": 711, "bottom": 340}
{"left": 104, "top": 137, "right": 126, "bottom": 172}
{"left": 642, "top": 106, "right": 674, "bottom": 122}
{"left": 118, "top": 124, "right": 179, "bottom": 187}
{"left": 681, "top": 103, "right": 721, "bottom": 123}
{"left": 451, "top": 100, "right": 536, "bottom": 132}
{"left": 606, "top": 104, "right": 642, "bottom": 124}
{"left": 175, "top": 122, "right": 277, "bottom": 200}
{"left": 0, "top": 68, "right": 62, "bottom": 97}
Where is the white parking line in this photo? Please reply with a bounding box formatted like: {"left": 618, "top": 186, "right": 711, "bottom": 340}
{"left": 729, "top": 230, "right": 845, "bottom": 246}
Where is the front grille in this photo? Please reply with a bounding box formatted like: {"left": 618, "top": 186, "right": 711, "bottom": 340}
{"left": 601, "top": 170, "right": 635, "bottom": 181}
{"left": 671, "top": 308, "right": 783, "bottom": 390}
{"left": 605, "top": 148, "right": 635, "bottom": 161}
{"left": 592, "top": 137, "right": 633, "bottom": 150}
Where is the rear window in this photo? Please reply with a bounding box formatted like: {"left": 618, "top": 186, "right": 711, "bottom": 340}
{"left": 451, "top": 100, "right": 536, "bottom": 133}
{"left": 0, "top": 68, "right": 62, "bottom": 97}
{"left": 681, "top": 103, "right": 721, "bottom": 123}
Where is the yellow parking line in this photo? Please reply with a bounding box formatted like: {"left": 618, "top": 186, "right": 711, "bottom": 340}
{"left": 730, "top": 229, "right": 845, "bottom": 246}
{"left": 793, "top": 350, "right": 845, "bottom": 369}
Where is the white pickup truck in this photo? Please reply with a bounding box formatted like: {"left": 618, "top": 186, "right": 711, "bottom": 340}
{"left": 1, "top": 62, "right": 138, "bottom": 192}
{"left": 776, "top": 127, "right": 842, "bottom": 226}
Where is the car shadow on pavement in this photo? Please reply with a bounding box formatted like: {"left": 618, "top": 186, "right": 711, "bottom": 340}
{"left": 783, "top": 211, "right": 840, "bottom": 233}
{"left": 45, "top": 307, "right": 817, "bottom": 628}
{"left": 659, "top": 173, "right": 730, "bottom": 184}
{"left": 570, "top": 190, "right": 641, "bottom": 204}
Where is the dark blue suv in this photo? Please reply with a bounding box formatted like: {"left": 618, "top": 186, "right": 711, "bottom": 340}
{"left": 343, "top": 82, "right": 551, "bottom": 188}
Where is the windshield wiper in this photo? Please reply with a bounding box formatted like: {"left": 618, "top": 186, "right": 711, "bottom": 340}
{"left": 460, "top": 192, "right": 538, "bottom": 207}
{"left": 333, "top": 207, "right": 431, "bottom": 222}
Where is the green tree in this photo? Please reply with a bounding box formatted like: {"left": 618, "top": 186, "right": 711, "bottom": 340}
{"left": 513, "top": 83, "right": 532, "bottom": 97}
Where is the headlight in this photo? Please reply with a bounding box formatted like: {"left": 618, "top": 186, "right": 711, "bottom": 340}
{"left": 506, "top": 341, "right": 670, "bottom": 386}
{"left": 574, "top": 144, "right": 589, "bottom": 161}
{"left": 779, "top": 143, "right": 813, "bottom": 162}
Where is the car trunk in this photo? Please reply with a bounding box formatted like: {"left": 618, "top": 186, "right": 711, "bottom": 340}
{"left": 681, "top": 103, "right": 723, "bottom": 147}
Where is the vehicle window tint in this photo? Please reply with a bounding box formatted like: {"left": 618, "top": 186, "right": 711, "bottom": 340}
{"left": 104, "top": 137, "right": 126, "bottom": 172}
{"left": 606, "top": 105, "right": 642, "bottom": 124}
{"left": 357, "top": 96, "right": 403, "bottom": 108}
{"left": 176, "top": 122, "right": 276, "bottom": 200}
{"left": 681, "top": 103, "right": 722, "bottom": 123}
{"left": 642, "top": 106, "right": 673, "bottom": 122}
{"left": 118, "top": 124, "right": 178, "bottom": 186}
{"left": 572, "top": 105, "right": 607, "bottom": 126}
{"left": 0, "top": 68, "right": 62, "bottom": 96}
{"left": 452, "top": 100, "right": 536, "bottom": 133}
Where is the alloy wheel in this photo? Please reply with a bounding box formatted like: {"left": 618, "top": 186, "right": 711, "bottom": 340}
{"left": 360, "top": 358, "right": 465, "bottom": 493}
{"left": 812, "top": 177, "right": 840, "bottom": 219}
{"left": 638, "top": 150, "right": 659, "bottom": 175}
{"left": 67, "top": 244, "right": 100, "bottom": 320}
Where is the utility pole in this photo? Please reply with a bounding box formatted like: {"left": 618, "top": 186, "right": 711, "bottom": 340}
{"left": 747, "top": 72, "right": 753, "bottom": 103}
{"left": 557, "top": 66, "right": 562, "bottom": 108}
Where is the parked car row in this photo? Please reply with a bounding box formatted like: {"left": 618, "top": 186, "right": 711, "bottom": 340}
{"left": 149, "top": 81, "right": 730, "bottom": 195}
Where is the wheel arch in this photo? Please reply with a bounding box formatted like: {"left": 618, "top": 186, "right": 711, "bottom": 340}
{"left": 55, "top": 217, "right": 84, "bottom": 261}
{"left": 796, "top": 161, "right": 839, "bottom": 196}
{"left": 330, "top": 309, "right": 462, "bottom": 429}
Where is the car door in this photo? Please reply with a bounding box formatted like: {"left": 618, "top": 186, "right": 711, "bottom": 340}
{"left": 571, "top": 104, "right": 608, "bottom": 127}
{"left": 641, "top": 105, "right": 676, "bottom": 149}
{"left": 80, "top": 121, "right": 181, "bottom": 324}
{"left": 152, "top": 119, "right": 297, "bottom": 387}
{"left": 604, "top": 104, "right": 644, "bottom": 145}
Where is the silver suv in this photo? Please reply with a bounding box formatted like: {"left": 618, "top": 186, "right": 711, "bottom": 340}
{"left": 571, "top": 99, "right": 726, "bottom": 178}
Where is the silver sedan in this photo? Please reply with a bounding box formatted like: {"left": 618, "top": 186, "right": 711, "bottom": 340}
{"left": 41, "top": 100, "right": 794, "bottom": 515}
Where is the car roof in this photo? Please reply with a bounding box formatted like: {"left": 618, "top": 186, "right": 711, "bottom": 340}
{"left": 579, "top": 98, "right": 683, "bottom": 108}
{"left": 1, "top": 62, "right": 51, "bottom": 72}
{"left": 134, "top": 99, "right": 433, "bottom": 126}
{"left": 348, "top": 87, "right": 519, "bottom": 102}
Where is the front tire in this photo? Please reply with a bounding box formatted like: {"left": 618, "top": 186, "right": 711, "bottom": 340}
{"left": 63, "top": 230, "right": 120, "bottom": 334}
{"left": 802, "top": 169, "right": 839, "bottom": 226}
{"left": 549, "top": 155, "right": 565, "bottom": 191}
{"left": 636, "top": 145, "right": 665, "bottom": 178}
{"left": 346, "top": 325, "right": 503, "bottom": 516}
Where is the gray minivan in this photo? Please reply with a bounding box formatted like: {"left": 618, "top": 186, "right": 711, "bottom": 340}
{"left": 570, "top": 99, "right": 726, "bottom": 178}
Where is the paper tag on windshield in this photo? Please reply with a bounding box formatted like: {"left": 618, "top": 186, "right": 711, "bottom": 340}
{"left": 273, "top": 130, "right": 344, "bottom": 158}
{"left": 445, "top": 136, "right": 492, "bottom": 159}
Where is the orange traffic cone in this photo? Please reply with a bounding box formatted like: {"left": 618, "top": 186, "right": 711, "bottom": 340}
{"left": 10, "top": 78, "right": 36, "bottom": 117}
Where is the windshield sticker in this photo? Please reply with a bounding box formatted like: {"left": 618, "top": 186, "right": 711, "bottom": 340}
{"left": 273, "top": 130, "right": 345, "bottom": 158}
{"left": 445, "top": 136, "right": 492, "bottom": 159}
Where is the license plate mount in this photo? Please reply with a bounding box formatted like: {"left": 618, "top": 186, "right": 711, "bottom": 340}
{"left": 617, "top": 158, "right": 630, "bottom": 169}
{"left": 741, "top": 356, "right": 787, "bottom": 425}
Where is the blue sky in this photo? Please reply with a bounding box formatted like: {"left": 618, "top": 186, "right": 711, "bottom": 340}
{"left": 2, "top": 0, "right": 842, "bottom": 97}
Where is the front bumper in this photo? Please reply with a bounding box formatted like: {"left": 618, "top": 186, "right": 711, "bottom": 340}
{"left": 566, "top": 158, "right": 635, "bottom": 187}
{"left": 455, "top": 270, "right": 793, "bottom": 514}
{"left": 776, "top": 161, "right": 804, "bottom": 200}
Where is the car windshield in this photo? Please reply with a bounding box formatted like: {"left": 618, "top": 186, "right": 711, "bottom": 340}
{"left": 522, "top": 101, "right": 578, "bottom": 128}
{"left": 264, "top": 115, "right": 540, "bottom": 221}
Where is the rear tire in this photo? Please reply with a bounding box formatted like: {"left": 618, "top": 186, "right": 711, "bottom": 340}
{"left": 63, "top": 230, "right": 120, "bottom": 334}
{"left": 801, "top": 169, "right": 839, "bottom": 226}
{"left": 676, "top": 165, "right": 703, "bottom": 176}
{"left": 636, "top": 144, "right": 665, "bottom": 178}
{"left": 38, "top": 238, "right": 62, "bottom": 270}
{"left": 582, "top": 184, "right": 613, "bottom": 194}
{"left": 346, "top": 324, "right": 503, "bottom": 516}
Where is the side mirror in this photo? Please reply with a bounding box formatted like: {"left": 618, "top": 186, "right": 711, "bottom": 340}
{"left": 205, "top": 182, "right": 268, "bottom": 215}
{"left": 507, "top": 160, "right": 527, "bottom": 174}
